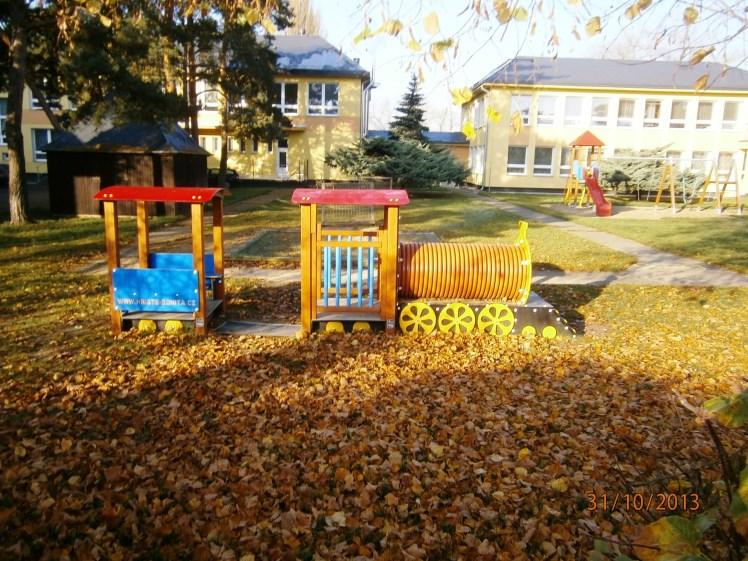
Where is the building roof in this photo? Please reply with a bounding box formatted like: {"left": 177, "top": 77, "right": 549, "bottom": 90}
{"left": 272, "top": 35, "right": 370, "bottom": 79}
{"left": 473, "top": 57, "right": 748, "bottom": 92}
{"left": 366, "top": 130, "right": 469, "bottom": 144}
{"left": 43, "top": 121, "right": 209, "bottom": 155}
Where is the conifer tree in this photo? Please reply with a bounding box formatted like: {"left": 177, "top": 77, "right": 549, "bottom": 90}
{"left": 389, "top": 74, "right": 428, "bottom": 143}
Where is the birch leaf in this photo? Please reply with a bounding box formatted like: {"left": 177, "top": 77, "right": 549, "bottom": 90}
{"left": 693, "top": 74, "right": 709, "bottom": 90}
{"left": 511, "top": 111, "right": 524, "bottom": 134}
{"left": 379, "top": 19, "right": 403, "bottom": 36}
{"left": 487, "top": 106, "right": 502, "bottom": 123}
{"left": 585, "top": 16, "right": 602, "bottom": 37}
{"left": 683, "top": 6, "right": 698, "bottom": 24}
{"left": 423, "top": 12, "right": 440, "bottom": 35}
{"left": 462, "top": 121, "right": 476, "bottom": 141}
{"left": 690, "top": 46, "right": 714, "bottom": 65}
{"left": 513, "top": 7, "right": 529, "bottom": 21}
{"left": 450, "top": 87, "right": 473, "bottom": 105}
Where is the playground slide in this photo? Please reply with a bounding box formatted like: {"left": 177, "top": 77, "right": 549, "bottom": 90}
{"left": 584, "top": 174, "right": 613, "bottom": 217}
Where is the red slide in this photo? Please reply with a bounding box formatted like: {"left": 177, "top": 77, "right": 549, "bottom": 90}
{"left": 584, "top": 174, "right": 613, "bottom": 217}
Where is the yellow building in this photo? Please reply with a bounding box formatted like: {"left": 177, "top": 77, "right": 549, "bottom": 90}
{"left": 197, "top": 35, "right": 372, "bottom": 181}
{"left": 463, "top": 57, "right": 748, "bottom": 190}
{"left": 0, "top": 91, "right": 58, "bottom": 176}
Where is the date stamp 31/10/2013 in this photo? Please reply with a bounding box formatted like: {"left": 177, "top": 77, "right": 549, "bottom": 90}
{"left": 586, "top": 492, "right": 701, "bottom": 513}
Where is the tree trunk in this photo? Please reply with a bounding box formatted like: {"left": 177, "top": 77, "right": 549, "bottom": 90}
{"left": 186, "top": 27, "right": 199, "bottom": 141}
{"left": 7, "top": 0, "right": 29, "bottom": 225}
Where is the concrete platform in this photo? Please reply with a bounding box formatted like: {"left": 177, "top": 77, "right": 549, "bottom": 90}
{"left": 214, "top": 320, "right": 300, "bottom": 337}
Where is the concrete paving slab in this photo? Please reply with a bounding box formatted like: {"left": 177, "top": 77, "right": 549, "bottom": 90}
{"left": 215, "top": 320, "right": 299, "bottom": 337}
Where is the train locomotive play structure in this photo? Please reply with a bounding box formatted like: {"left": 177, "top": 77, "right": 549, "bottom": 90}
{"left": 96, "top": 185, "right": 572, "bottom": 338}
{"left": 292, "top": 188, "right": 573, "bottom": 338}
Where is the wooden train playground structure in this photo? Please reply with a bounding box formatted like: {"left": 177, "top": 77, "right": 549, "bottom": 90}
{"left": 96, "top": 186, "right": 574, "bottom": 338}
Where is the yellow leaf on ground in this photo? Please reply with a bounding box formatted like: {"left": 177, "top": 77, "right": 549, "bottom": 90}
{"left": 429, "top": 442, "right": 445, "bottom": 457}
{"left": 549, "top": 477, "right": 568, "bottom": 492}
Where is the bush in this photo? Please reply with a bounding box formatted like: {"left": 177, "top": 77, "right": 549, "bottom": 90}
{"left": 325, "top": 137, "right": 468, "bottom": 190}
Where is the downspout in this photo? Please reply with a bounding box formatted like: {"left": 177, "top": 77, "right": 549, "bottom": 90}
{"left": 480, "top": 84, "right": 491, "bottom": 190}
{"left": 361, "top": 68, "right": 375, "bottom": 139}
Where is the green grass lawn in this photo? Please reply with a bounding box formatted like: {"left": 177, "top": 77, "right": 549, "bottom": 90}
{"left": 490, "top": 192, "right": 748, "bottom": 274}
{"left": 227, "top": 188, "right": 635, "bottom": 272}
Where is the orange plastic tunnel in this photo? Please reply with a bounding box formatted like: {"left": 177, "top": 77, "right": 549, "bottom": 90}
{"left": 397, "top": 222, "right": 532, "bottom": 303}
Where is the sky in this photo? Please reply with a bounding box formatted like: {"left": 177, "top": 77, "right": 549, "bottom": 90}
{"left": 304, "top": 0, "right": 748, "bottom": 132}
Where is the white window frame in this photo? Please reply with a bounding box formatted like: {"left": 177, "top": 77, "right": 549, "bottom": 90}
{"left": 510, "top": 95, "right": 531, "bottom": 126}
{"left": 536, "top": 96, "right": 556, "bottom": 126}
{"left": 32, "top": 128, "right": 53, "bottom": 161}
{"left": 559, "top": 147, "right": 571, "bottom": 176}
{"left": 696, "top": 101, "right": 713, "bottom": 129}
{"left": 507, "top": 145, "right": 527, "bottom": 175}
{"left": 533, "top": 147, "right": 554, "bottom": 176}
{"left": 717, "top": 151, "right": 733, "bottom": 174}
{"left": 691, "top": 151, "right": 710, "bottom": 172}
{"left": 643, "top": 99, "right": 661, "bottom": 128}
{"left": 721, "top": 101, "right": 738, "bottom": 130}
{"left": 564, "top": 97, "right": 583, "bottom": 126}
{"left": 273, "top": 82, "right": 299, "bottom": 115}
{"left": 473, "top": 96, "right": 486, "bottom": 128}
{"left": 211, "top": 137, "right": 219, "bottom": 152}
{"left": 669, "top": 100, "right": 687, "bottom": 129}
{"left": 590, "top": 97, "right": 609, "bottom": 127}
{"left": 307, "top": 82, "right": 339, "bottom": 115}
{"left": 617, "top": 98, "right": 635, "bottom": 127}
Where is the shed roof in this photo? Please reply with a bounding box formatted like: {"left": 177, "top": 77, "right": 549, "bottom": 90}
{"left": 273, "top": 35, "right": 369, "bottom": 79}
{"left": 43, "top": 122, "right": 209, "bottom": 155}
{"left": 473, "top": 57, "right": 748, "bottom": 92}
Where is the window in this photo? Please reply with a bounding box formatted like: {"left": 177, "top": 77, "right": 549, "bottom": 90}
{"left": 718, "top": 152, "right": 733, "bottom": 174}
{"left": 643, "top": 100, "right": 661, "bottom": 127}
{"left": 722, "top": 101, "right": 739, "bottom": 130}
{"left": 239, "top": 138, "right": 246, "bottom": 153}
{"left": 668, "top": 100, "right": 687, "bottom": 128}
{"left": 202, "top": 89, "right": 219, "bottom": 111}
{"left": 696, "top": 101, "right": 712, "bottom": 129}
{"left": 267, "top": 141, "right": 273, "bottom": 153}
{"left": 273, "top": 82, "right": 299, "bottom": 115}
{"left": 473, "top": 96, "right": 485, "bottom": 128}
{"left": 591, "top": 97, "right": 609, "bottom": 127}
{"left": 507, "top": 145, "right": 527, "bottom": 175}
{"left": 252, "top": 139, "right": 259, "bottom": 153}
{"left": 666, "top": 151, "right": 681, "bottom": 167}
{"left": 470, "top": 145, "right": 485, "bottom": 177}
{"left": 536, "top": 96, "right": 556, "bottom": 126}
{"left": 211, "top": 137, "right": 219, "bottom": 152}
{"left": 564, "top": 97, "right": 583, "bottom": 126}
{"left": 308, "top": 82, "right": 339, "bottom": 115}
{"left": 0, "top": 98, "right": 6, "bottom": 145}
{"left": 559, "top": 147, "right": 571, "bottom": 176}
{"left": 691, "top": 151, "right": 709, "bottom": 172}
{"left": 32, "top": 128, "right": 53, "bottom": 161}
{"left": 617, "top": 98, "right": 635, "bottom": 127}
{"left": 510, "top": 95, "right": 531, "bottom": 126}
{"left": 533, "top": 147, "right": 553, "bottom": 176}
{"left": 30, "top": 95, "right": 60, "bottom": 110}
{"left": 199, "top": 136, "right": 206, "bottom": 149}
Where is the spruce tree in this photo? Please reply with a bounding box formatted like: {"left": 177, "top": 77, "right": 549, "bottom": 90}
{"left": 389, "top": 74, "right": 429, "bottom": 143}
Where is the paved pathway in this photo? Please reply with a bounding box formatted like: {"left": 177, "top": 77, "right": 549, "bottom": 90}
{"left": 478, "top": 195, "right": 748, "bottom": 287}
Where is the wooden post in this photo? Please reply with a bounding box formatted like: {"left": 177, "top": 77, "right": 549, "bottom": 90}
{"left": 191, "top": 203, "right": 207, "bottom": 335}
{"left": 212, "top": 197, "right": 225, "bottom": 303}
{"left": 103, "top": 200, "right": 122, "bottom": 335}
{"left": 136, "top": 201, "right": 149, "bottom": 268}
{"left": 299, "top": 203, "right": 313, "bottom": 334}
{"left": 382, "top": 205, "right": 399, "bottom": 334}
{"left": 310, "top": 203, "right": 318, "bottom": 322}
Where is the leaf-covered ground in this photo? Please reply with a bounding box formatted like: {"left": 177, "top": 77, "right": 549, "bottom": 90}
{"left": 2, "top": 280, "right": 747, "bottom": 560}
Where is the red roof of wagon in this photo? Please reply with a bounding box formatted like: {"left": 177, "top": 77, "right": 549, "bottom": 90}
{"left": 291, "top": 188, "right": 409, "bottom": 206}
{"left": 94, "top": 186, "right": 223, "bottom": 204}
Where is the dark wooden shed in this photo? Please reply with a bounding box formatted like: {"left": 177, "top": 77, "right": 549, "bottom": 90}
{"left": 44, "top": 122, "right": 209, "bottom": 216}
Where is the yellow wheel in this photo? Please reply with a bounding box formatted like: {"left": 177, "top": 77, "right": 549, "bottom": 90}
{"left": 438, "top": 303, "right": 476, "bottom": 334}
{"left": 352, "top": 322, "right": 371, "bottom": 332}
{"left": 477, "top": 304, "right": 515, "bottom": 336}
{"left": 324, "top": 321, "right": 345, "bottom": 333}
{"left": 137, "top": 319, "right": 157, "bottom": 334}
{"left": 521, "top": 325, "right": 537, "bottom": 337}
{"left": 164, "top": 320, "right": 184, "bottom": 334}
{"left": 542, "top": 325, "right": 557, "bottom": 339}
{"left": 399, "top": 302, "right": 436, "bottom": 335}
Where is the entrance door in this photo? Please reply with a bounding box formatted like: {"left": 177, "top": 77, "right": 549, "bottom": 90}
{"left": 277, "top": 138, "right": 288, "bottom": 178}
